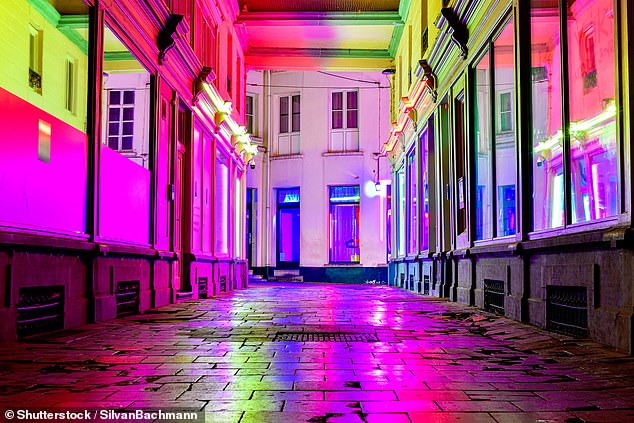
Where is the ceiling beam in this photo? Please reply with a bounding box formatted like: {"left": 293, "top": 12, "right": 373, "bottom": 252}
{"left": 246, "top": 54, "right": 393, "bottom": 71}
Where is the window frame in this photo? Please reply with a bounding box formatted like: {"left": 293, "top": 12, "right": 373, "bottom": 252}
{"left": 276, "top": 93, "right": 301, "bottom": 155}
{"left": 329, "top": 90, "right": 359, "bottom": 152}
{"left": 526, "top": 0, "right": 621, "bottom": 235}
{"left": 471, "top": 15, "right": 518, "bottom": 243}
{"left": 328, "top": 185, "right": 361, "bottom": 264}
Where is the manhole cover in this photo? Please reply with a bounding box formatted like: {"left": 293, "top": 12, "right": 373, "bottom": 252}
{"left": 274, "top": 332, "right": 378, "bottom": 342}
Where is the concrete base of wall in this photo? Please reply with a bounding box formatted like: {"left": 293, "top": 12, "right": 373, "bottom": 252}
{"left": 252, "top": 266, "right": 388, "bottom": 284}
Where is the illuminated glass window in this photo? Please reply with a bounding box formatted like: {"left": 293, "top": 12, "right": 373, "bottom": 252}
{"left": 473, "top": 18, "right": 516, "bottom": 240}
{"left": 215, "top": 151, "right": 229, "bottom": 255}
{"left": 531, "top": 0, "right": 617, "bottom": 229}
{"left": 329, "top": 186, "right": 360, "bottom": 263}
{"left": 406, "top": 149, "right": 417, "bottom": 254}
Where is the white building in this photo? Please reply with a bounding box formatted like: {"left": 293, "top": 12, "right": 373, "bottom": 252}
{"left": 246, "top": 70, "right": 392, "bottom": 283}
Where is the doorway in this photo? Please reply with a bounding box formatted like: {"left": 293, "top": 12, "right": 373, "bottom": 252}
{"left": 276, "top": 188, "right": 300, "bottom": 268}
{"left": 246, "top": 188, "right": 256, "bottom": 268}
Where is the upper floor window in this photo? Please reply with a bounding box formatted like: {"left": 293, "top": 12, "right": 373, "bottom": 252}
{"left": 330, "top": 91, "right": 358, "bottom": 152}
{"left": 246, "top": 94, "right": 256, "bottom": 136}
{"left": 65, "top": 58, "right": 77, "bottom": 114}
{"left": 29, "top": 25, "right": 42, "bottom": 93}
{"left": 277, "top": 94, "right": 300, "bottom": 155}
{"left": 280, "top": 94, "right": 300, "bottom": 133}
{"left": 106, "top": 90, "right": 135, "bottom": 151}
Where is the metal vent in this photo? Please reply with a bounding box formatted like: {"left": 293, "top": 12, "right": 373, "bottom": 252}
{"left": 274, "top": 332, "right": 378, "bottom": 343}
{"left": 423, "top": 275, "right": 430, "bottom": 295}
{"left": 116, "top": 280, "right": 140, "bottom": 317}
{"left": 484, "top": 279, "right": 505, "bottom": 315}
{"left": 198, "top": 277, "right": 208, "bottom": 298}
{"left": 547, "top": 286, "right": 588, "bottom": 337}
{"left": 399, "top": 272, "right": 405, "bottom": 287}
{"left": 17, "top": 286, "right": 64, "bottom": 338}
{"left": 219, "top": 275, "right": 227, "bottom": 293}
{"left": 409, "top": 274, "right": 414, "bottom": 291}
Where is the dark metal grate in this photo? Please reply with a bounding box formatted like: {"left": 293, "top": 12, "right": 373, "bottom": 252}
{"left": 198, "top": 277, "right": 208, "bottom": 298}
{"left": 484, "top": 279, "right": 505, "bottom": 315}
{"left": 423, "top": 275, "right": 430, "bottom": 296}
{"left": 409, "top": 274, "right": 414, "bottom": 291}
{"left": 17, "top": 286, "right": 64, "bottom": 338}
{"left": 274, "top": 332, "right": 378, "bottom": 343}
{"left": 116, "top": 280, "right": 140, "bottom": 317}
{"left": 547, "top": 286, "right": 588, "bottom": 337}
{"left": 219, "top": 275, "right": 227, "bottom": 293}
{"left": 399, "top": 272, "right": 405, "bottom": 287}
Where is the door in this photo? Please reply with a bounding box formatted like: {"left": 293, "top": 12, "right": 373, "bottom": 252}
{"left": 277, "top": 207, "right": 300, "bottom": 267}
{"left": 246, "top": 188, "right": 256, "bottom": 268}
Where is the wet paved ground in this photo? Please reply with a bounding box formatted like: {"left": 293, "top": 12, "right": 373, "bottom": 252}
{"left": 1, "top": 282, "right": 634, "bottom": 423}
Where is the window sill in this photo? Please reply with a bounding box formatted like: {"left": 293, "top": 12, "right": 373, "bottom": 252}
{"left": 270, "top": 154, "right": 303, "bottom": 161}
{"left": 324, "top": 263, "right": 363, "bottom": 267}
{"left": 323, "top": 151, "right": 363, "bottom": 157}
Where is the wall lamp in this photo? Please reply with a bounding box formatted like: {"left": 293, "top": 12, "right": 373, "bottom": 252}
{"left": 440, "top": 8, "right": 468, "bottom": 59}
{"left": 157, "top": 13, "right": 183, "bottom": 65}
{"left": 381, "top": 68, "right": 396, "bottom": 75}
{"left": 419, "top": 59, "right": 437, "bottom": 102}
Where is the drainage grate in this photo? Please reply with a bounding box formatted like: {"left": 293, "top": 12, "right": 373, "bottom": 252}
{"left": 423, "top": 275, "right": 430, "bottom": 296}
{"left": 17, "top": 286, "right": 64, "bottom": 338}
{"left": 274, "top": 332, "right": 378, "bottom": 343}
{"left": 547, "top": 286, "right": 588, "bottom": 337}
{"left": 484, "top": 279, "right": 505, "bottom": 315}
{"left": 198, "top": 277, "right": 208, "bottom": 298}
{"left": 116, "top": 280, "right": 140, "bottom": 317}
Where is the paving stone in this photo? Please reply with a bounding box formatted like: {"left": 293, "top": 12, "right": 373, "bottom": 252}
{"left": 0, "top": 281, "right": 633, "bottom": 419}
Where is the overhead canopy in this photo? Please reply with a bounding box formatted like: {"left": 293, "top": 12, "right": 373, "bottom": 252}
{"left": 237, "top": 0, "right": 404, "bottom": 71}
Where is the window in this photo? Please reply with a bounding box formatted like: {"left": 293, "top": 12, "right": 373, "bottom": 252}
{"left": 420, "top": 127, "right": 430, "bottom": 251}
{"left": 277, "top": 94, "right": 300, "bottom": 155}
{"left": 246, "top": 95, "right": 255, "bottom": 135}
{"left": 106, "top": 90, "right": 135, "bottom": 151}
{"left": 330, "top": 91, "right": 358, "bottom": 152}
{"left": 29, "top": 25, "right": 42, "bottom": 93}
{"left": 329, "top": 186, "right": 360, "bottom": 263}
{"left": 531, "top": 0, "right": 617, "bottom": 230}
{"left": 65, "top": 58, "right": 76, "bottom": 113}
{"left": 396, "top": 167, "right": 406, "bottom": 257}
{"left": 102, "top": 23, "right": 151, "bottom": 169}
{"left": 580, "top": 27, "right": 597, "bottom": 90}
{"left": 498, "top": 92, "right": 513, "bottom": 133}
{"left": 473, "top": 18, "right": 517, "bottom": 240}
{"left": 406, "top": 148, "right": 417, "bottom": 254}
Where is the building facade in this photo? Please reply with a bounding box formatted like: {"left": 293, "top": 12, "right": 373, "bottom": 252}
{"left": 246, "top": 70, "right": 392, "bottom": 283}
{"left": 0, "top": 0, "right": 256, "bottom": 341}
{"left": 386, "top": 0, "right": 634, "bottom": 353}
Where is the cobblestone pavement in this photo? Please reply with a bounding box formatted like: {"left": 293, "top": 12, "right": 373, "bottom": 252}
{"left": 1, "top": 282, "right": 634, "bottom": 423}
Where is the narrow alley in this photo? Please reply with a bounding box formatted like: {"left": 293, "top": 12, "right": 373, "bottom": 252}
{"left": 1, "top": 282, "right": 633, "bottom": 422}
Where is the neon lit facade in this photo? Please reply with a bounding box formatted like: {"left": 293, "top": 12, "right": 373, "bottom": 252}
{"left": 385, "top": 0, "right": 634, "bottom": 353}
{"left": 0, "top": 0, "right": 254, "bottom": 340}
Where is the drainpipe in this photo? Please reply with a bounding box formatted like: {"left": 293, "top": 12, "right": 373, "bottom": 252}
{"left": 263, "top": 70, "right": 271, "bottom": 278}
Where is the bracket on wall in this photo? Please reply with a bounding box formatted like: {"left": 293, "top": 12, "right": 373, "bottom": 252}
{"left": 157, "top": 13, "right": 183, "bottom": 65}
{"left": 440, "top": 8, "right": 468, "bottom": 59}
{"left": 419, "top": 59, "right": 438, "bottom": 103}
{"left": 193, "top": 66, "right": 215, "bottom": 104}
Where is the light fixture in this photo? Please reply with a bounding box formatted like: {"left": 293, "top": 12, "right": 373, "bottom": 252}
{"left": 382, "top": 68, "right": 396, "bottom": 75}
{"left": 193, "top": 66, "right": 214, "bottom": 104}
